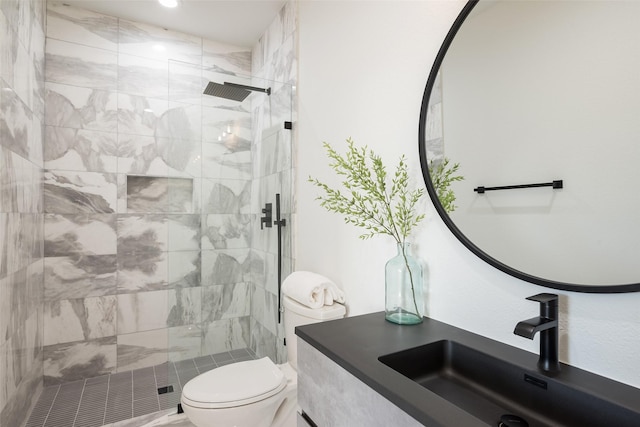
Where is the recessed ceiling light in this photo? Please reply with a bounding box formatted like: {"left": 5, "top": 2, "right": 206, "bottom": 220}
{"left": 158, "top": 0, "right": 178, "bottom": 8}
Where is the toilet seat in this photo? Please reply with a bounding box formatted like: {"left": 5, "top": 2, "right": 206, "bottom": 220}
{"left": 181, "top": 357, "right": 287, "bottom": 409}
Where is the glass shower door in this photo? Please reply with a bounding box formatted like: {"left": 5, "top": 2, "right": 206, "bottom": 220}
{"left": 162, "top": 62, "right": 293, "bottom": 407}
{"left": 249, "top": 76, "right": 294, "bottom": 364}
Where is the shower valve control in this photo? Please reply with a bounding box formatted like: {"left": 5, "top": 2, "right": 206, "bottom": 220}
{"left": 261, "top": 203, "right": 273, "bottom": 229}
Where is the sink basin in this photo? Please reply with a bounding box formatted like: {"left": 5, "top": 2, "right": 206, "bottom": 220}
{"left": 379, "top": 340, "right": 640, "bottom": 427}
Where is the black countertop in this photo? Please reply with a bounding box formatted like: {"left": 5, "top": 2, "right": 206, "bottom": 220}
{"left": 295, "top": 312, "right": 640, "bottom": 427}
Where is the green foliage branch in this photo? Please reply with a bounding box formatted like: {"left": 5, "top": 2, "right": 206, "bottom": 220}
{"left": 308, "top": 138, "right": 427, "bottom": 316}
{"left": 308, "top": 138, "right": 464, "bottom": 318}
{"left": 429, "top": 158, "right": 464, "bottom": 214}
{"left": 308, "top": 137, "right": 425, "bottom": 245}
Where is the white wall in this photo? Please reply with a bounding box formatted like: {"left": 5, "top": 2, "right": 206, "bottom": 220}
{"left": 297, "top": 0, "right": 640, "bottom": 388}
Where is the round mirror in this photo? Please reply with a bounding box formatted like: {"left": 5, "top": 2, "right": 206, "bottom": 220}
{"left": 419, "top": 0, "right": 640, "bottom": 292}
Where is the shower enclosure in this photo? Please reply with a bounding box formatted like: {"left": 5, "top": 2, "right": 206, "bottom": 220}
{"left": 149, "top": 61, "right": 294, "bottom": 396}
{"left": 19, "top": 2, "right": 298, "bottom": 425}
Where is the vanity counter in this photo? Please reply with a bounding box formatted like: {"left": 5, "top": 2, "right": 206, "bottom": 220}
{"left": 295, "top": 312, "right": 640, "bottom": 427}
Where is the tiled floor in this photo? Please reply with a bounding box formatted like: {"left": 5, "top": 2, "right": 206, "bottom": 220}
{"left": 26, "top": 349, "right": 257, "bottom": 427}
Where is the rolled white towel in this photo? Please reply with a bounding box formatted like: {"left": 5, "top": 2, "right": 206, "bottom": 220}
{"left": 282, "top": 271, "right": 345, "bottom": 308}
{"left": 324, "top": 282, "right": 346, "bottom": 305}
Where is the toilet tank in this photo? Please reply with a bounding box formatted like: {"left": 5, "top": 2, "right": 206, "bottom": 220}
{"left": 283, "top": 295, "right": 346, "bottom": 371}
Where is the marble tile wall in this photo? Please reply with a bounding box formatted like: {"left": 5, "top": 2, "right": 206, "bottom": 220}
{"left": 249, "top": 0, "right": 297, "bottom": 363}
{"left": 0, "top": 0, "right": 46, "bottom": 425}
{"left": 425, "top": 70, "right": 444, "bottom": 164}
{"left": 42, "top": 1, "right": 281, "bottom": 385}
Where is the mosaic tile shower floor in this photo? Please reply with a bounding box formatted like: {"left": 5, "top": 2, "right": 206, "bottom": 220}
{"left": 26, "top": 349, "right": 256, "bottom": 427}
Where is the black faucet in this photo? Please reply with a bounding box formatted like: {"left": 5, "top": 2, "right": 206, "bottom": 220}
{"left": 514, "top": 293, "right": 560, "bottom": 373}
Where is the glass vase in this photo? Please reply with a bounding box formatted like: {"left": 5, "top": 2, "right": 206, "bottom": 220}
{"left": 385, "top": 242, "right": 424, "bottom": 325}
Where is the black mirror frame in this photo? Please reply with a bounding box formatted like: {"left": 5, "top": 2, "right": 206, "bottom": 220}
{"left": 418, "top": 0, "right": 640, "bottom": 293}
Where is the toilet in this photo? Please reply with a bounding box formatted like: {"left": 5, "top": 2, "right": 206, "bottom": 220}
{"left": 180, "top": 295, "right": 346, "bottom": 427}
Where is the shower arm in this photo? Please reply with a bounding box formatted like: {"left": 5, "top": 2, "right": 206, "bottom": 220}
{"left": 224, "top": 82, "right": 271, "bottom": 95}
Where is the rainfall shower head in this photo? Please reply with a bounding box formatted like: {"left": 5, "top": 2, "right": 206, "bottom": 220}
{"left": 203, "top": 81, "right": 271, "bottom": 102}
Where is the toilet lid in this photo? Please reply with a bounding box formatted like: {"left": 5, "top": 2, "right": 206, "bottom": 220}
{"left": 181, "top": 357, "right": 286, "bottom": 409}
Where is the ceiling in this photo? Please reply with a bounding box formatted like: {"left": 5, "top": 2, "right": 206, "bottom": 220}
{"left": 56, "top": 0, "right": 287, "bottom": 47}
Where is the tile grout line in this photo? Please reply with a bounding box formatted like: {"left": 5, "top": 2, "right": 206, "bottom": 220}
{"left": 153, "top": 364, "right": 161, "bottom": 411}
{"left": 101, "top": 374, "right": 111, "bottom": 426}
{"left": 71, "top": 379, "right": 87, "bottom": 427}
{"left": 167, "top": 361, "right": 179, "bottom": 411}
{"left": 41, "top": 385, "right": 61, "bottom": 427}
{"left": 130, "top": 369, "right": 134, "bottom": 420}
{"left": 174, "top": 360, "right": 183, "bottom": 390}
